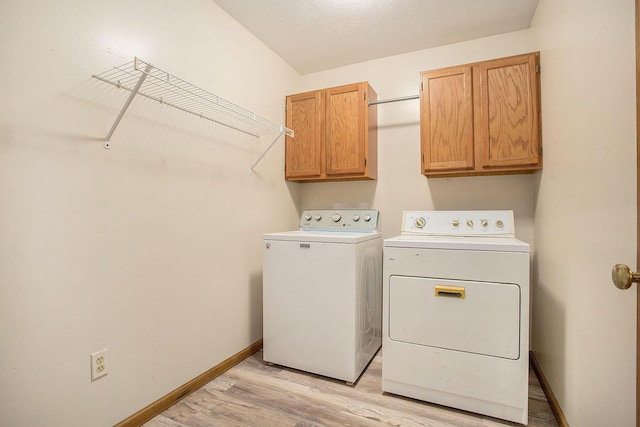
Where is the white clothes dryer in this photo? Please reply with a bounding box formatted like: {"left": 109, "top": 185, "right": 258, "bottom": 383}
{"left": 383, "top": 211, "right": 530, "bottom": 424}
{"left": 263, "top": 209, "right": 382, "bottom": 384}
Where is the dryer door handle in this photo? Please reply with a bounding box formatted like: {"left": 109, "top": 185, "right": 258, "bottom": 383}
{"left": 434, "top": 285, "right": 466, "bottom": 299}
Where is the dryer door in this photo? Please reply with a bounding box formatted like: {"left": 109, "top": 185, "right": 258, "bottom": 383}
{"left": 388, "top": 276, "right": 521, "bottom": 359}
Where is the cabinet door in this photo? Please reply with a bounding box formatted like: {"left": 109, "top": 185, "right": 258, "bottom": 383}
{"left": 325, "top": 83, "right": 367, "bottom": 176}
{"left": 285, "top": 91, "right": 323, "bottom": 179}
{"left": 421, "top": 66, "right": 474, "bottom": 173}
{"left": 476, "top": 53, "right": 540, "bottom": 168}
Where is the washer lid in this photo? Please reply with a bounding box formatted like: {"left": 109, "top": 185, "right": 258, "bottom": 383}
{"left": 384, "top": 234, "right": 530, "bottom": 253}
{"left": 265, "top": 230, "right": 381, "bottom": 244}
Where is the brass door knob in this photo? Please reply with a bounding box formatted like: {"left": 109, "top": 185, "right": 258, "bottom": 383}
{"left": 611, "top": 264, "right": 640, "bottom": 289}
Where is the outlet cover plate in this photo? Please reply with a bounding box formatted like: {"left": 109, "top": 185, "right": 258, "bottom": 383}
{"left": 91, "top": 349, "right": 108, "bottom": 381}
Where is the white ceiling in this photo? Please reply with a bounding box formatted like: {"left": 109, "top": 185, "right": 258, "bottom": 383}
{"left": 211, "top": 0, "right": 540, "bottom": 74}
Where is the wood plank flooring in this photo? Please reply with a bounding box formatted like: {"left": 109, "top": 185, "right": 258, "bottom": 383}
{"left": 144, "top": 350, "right": 559, "bottom": 427}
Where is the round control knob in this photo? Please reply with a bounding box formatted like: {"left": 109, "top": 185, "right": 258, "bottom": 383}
{"left": 466, "top": 219, "right": 473, "bottom": 228}
{"left": 304, "top": 214, "right": 312, "bottom": 221}
{"left": 481, "top": 219, "right": 488, "bottom": 227}
{"left": 331, "top": 213, "right": 341, "bottom": 222}
{"left": 352, "top": 214, "right": 360, "bottom": 222}
{"left": 496, "top": 220, "right": 504, "bottom": 228}
{"left": 314, "top": 214, "right": 322, "bottom": 221}
{"left": 363, "top": 215, "right": 371, "bottom": 222}
{"left": 452, "top": 219, "right": 460, "bottom": 227}
{"left": 415, "top": 217, "right": 426, "bottom": 228}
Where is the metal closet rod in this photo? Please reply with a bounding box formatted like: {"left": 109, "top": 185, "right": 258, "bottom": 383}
{"left": 368, "top": 94, "right": 419, "bottom": 106}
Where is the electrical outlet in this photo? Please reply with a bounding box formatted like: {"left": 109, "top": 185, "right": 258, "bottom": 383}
{"left": 91, "top": 349, "right": 108, "bottom": 381}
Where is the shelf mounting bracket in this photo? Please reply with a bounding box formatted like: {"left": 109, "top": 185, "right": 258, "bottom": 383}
{"left": 249, "top": 131, "right": 286, "bottom": 175}
{"left": 103, "top": 59, "right": 152, "bottom": 149}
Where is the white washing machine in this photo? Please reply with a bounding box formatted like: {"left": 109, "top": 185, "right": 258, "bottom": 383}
{"left": 263, "top": 209, "right": 382, "bottom": 384}
{"left": 383, "top": 211, "right": 530, "bottom": 424}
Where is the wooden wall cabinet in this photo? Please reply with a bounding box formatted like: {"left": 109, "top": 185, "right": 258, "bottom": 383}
{"left": 285, "top": 82, "right": 378, "bottom": 182}
{"left": 420, "top": 52, "right": 542, "bottom": 177}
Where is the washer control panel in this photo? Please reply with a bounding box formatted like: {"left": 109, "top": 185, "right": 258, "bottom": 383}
{"left": 401, "top": 211, "right": 515, "bottom": 236}
{"left": 300, "top": 209, "right": 379, "bottom": 232}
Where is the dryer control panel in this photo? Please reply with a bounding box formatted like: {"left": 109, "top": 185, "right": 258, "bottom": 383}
{"left": 300, "top": 209, "right": 379, "bottom": 232}
{"left": 401, "top": 210, "right": 515, "bottom": 236}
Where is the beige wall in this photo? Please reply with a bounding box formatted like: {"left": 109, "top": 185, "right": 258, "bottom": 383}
{"left": 295, "top": 32, "right": 538, "bottom": 244}
{"left": 531, "top": 0, "right": 636, "bottom": 426}
{"left": 0, "top": 0, "right": 300, "bottom": 425}
{"left": 1, "top": 0, "right": 636, "bottom": 426}
{"left": 294, "top": 1, "right": 637, "bottom": 426}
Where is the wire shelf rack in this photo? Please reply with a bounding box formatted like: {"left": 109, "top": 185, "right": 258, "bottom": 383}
{"left": 92, "top": 57, "right": 293, "bottom": 171}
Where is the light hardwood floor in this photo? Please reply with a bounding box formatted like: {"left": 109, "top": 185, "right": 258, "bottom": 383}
{"left": 144, "top": 350, "right": 559, "bottom": 427}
